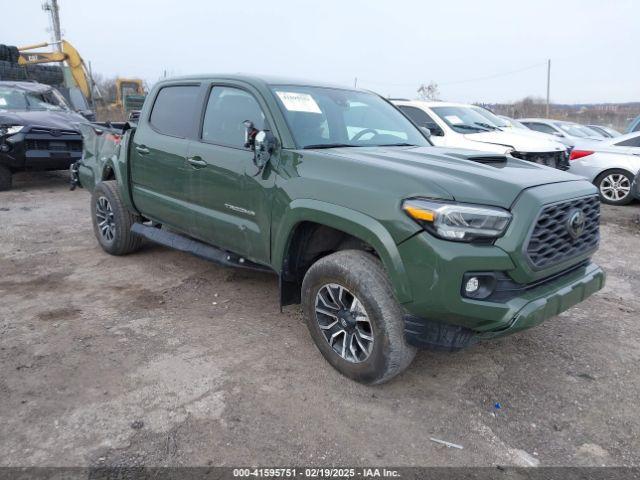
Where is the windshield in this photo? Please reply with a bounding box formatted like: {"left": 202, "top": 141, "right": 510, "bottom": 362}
{"left": 581, "top": 126, "right": 607, "bottom": 138}
{"left": 270, "top": 86, "right": 430, "bottom": 149}
{"left": 0, "top": 87, "right": 67, "bottom": 112}
{"left": 431, "top": 106, "right": 497, "bottom": 133}
{"left": 500, "top": 116, "right": 528, "bottom": 129}
{"left": 471, "top": 106, "right": 509, "bottom": 128}
{"left": 555, "top": 122, "right": 592, "bottom": 138}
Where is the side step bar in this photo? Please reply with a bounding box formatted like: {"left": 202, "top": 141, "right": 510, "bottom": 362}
{"left": 131, "top": 223, "right": 272, "bottom": 273}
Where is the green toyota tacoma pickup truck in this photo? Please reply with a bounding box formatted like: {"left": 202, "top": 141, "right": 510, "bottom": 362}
{"left": 74, "top": 75, "right": 605, "bottom": 384}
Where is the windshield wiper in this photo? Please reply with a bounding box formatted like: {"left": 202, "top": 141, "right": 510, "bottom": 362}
{"left": 376, "top": 143, "right": 419, "bottom": 147}
{"left": 454, "top": 124, "right": 490, "bottom": 132}
{"left": 474, "top": 121, "right": 499, "bottom": 130}
{"left": 302, "top": 143, "right": 363, "bottom": 149}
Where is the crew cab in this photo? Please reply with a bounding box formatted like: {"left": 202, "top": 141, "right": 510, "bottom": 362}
{"left": 0, "top": 81, "right": 86, "bottom": 190}
{"left": 73, "top": 75, "right": 605, "bottom": 384}
{"left": 393, "top": 100, "right": 570, "bottom": 170}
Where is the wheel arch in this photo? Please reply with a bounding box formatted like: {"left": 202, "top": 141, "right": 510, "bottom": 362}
{"left": 273, "top": 199, "right": 412, "bottom": 307}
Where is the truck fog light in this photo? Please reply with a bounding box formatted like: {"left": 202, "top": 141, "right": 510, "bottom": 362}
{"left": 465, "top": 277, "right": 479, "bottom": 294}
{"left": 461, "top": 273, "right": 498, "bottom": 300}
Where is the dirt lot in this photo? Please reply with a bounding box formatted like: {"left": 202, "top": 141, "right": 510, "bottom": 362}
{"left": 1, "top": 171, "right": 639, "bottom": 468}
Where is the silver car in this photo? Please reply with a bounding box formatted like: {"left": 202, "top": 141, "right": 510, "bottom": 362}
{"left": 568, "top": 131, "right": 640, "bottom": 205}
{"left": 587, "top": 125, "right": 622, "bottom": 138}
{"left": 518, "top": 118, "right": 603, "bottom": 148}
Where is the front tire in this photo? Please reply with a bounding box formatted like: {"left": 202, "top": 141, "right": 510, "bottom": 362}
{"left": 301, "top": 250, "right": 416, "bottom": 385}
{"left": 91, "top": 181, "right": 143, "bottom": 255}
{"left": 0, "top": 165, "right": 12, "bottom": 191}
{"left": 595, "top": 169, "right": 634, "bottom": 205}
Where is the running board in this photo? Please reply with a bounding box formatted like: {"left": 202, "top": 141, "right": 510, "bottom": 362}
{"left": 131, "top": 223, "right": 272, "bottom": 273}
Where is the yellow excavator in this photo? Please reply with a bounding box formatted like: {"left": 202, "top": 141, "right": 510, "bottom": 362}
{"left": 17, "top": 41, "right": 146, "bottom": 120}
{"left": 17, "top": 40, "right": 95, "bottom": 106}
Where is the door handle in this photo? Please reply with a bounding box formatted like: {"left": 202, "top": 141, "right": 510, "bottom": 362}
{"left": 187, "top": 156, "right": 207, "bottom": 168}
{"left": 135, "top": 145, "right": 150, "bottom": 155}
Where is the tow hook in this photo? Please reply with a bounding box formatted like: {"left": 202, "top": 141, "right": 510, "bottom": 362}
{"left": 69, "top": 161, "right": 81, "bottom": 191}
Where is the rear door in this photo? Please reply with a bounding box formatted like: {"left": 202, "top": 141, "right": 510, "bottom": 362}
{"left": 130, "top": 83, "right": 202, "bottom": 234}
{"left": 186, "top": 83, "right": 276, "bottom": 264}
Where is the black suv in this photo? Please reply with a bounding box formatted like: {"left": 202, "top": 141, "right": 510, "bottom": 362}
{"left": 0, "top": 81, "right": 85, "bottom": 190}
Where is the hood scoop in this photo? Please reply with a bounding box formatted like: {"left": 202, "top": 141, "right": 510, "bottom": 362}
{"left": 446, "top": 152, "right": 508, "bottom": 167}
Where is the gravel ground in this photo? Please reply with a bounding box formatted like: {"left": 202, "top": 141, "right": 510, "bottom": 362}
{"left": 1, "top": 171, "right": 639, "bottom": 468}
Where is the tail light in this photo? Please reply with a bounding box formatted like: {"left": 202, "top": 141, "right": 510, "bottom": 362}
{"left": 569, "top": 150, "right": 594, "bottom": 161}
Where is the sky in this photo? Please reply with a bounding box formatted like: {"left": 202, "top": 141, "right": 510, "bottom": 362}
{"left": 3, "top": 0, "right": 638, "bottom": 104}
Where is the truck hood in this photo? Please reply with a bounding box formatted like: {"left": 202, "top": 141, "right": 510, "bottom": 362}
{"left": 0, "top": 110, "right": 86, "bottom": 131}
{"left": 462, "top": 129, "right": 565, "bottom": 153}
{"left": 310, "top": 145, "right": 583, "bottom": 209}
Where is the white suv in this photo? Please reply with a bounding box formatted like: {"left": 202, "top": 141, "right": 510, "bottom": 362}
{"left": 393, "top": 100, "right": 570, "bottom": 170}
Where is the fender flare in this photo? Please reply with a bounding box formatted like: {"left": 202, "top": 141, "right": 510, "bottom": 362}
{"left": 106, "top": 130, "right": 138, "bottom": 213}
{"left": 272, "top": 198, "right": 413, "bottom": 304}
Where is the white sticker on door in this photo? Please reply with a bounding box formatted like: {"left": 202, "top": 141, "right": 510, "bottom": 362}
{"left": 276, "top": 91, "right": 322, "bottom": 113}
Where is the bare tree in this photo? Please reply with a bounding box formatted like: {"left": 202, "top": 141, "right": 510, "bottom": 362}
{"left": 417, "top": 82, "right": 440, "bottom": 101}
{"left": 91, "top": 73, "right": 117, "bottom": 104}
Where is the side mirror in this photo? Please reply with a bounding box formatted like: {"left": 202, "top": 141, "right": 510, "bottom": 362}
{"left": 253, "top": 130, "right": 277, "bottom": 169}
{"left": 420, "top": 127, "right": 431, "bottom": 138}
{"left": 553, "top": 131, "right": 565, "bottom": 138}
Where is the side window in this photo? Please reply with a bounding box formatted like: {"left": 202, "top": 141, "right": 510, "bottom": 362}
{"left": 399, "top": 106, "right": 443, "bottom": 134}
{"left": 614, "top": 136, "right": 640, "bottom": 147}
{"left": 202, "top": 86, "right": 266, "bottom": 148}
{"left": 149, "top": 85, "right": 200, "bottom": 137}
{"left": 525, "top": 122, "right": 556, "bottom": 134}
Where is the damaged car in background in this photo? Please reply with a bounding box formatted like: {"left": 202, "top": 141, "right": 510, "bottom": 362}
{"left": 393, "top": 100, "right": 570, "bottom": 170}
{"left": 0, "top": 80, "right": 85, "bottom": 190}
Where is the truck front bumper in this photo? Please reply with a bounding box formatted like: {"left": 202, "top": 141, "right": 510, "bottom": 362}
{"left": 1, "top": 131, "right": 82, "bottom": 171}
{"left": 398, "top": 231, "right": 605, "bottom": 349}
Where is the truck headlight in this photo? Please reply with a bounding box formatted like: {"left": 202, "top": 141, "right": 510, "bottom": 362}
{"left": 5, "top": 125, "right": 24, "bottom": 135}
{"left": 403, "top": 199, "right": 512, "bottom": 242}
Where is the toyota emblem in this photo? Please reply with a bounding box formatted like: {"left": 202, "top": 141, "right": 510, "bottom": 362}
{"left": 566, "top": 209, "right": 586, "bottom": 239}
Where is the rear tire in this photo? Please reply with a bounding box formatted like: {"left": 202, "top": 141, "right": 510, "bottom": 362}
{"left": 595, "top": 169, "right": 634, "bottom": 205}
{"left": 301, "top": 250, "right": 416, "bottom": 385}
{"left": 0, "top": 165, "right": 12, "bottom": 191}
{"left": 91, "top": 181, "right": 143, "bottom": 255}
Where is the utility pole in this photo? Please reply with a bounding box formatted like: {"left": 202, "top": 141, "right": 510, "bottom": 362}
{"left": 43, "top": 0, "right": 63, "bottom": 51}
{"left": 546, "top": 59, "right": 551, "bottom": 117}
{"left": 354, "top": 77, "right": 358, "bottom": 88}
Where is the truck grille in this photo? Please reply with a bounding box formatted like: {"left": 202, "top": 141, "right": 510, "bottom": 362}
{"left": 525, "top": 195, "right": 600, "bottom": 269}
{"left": 511, "top": 150, "right": 570, "bottom": 170}
{"left": 25, "top": 139, "right": 83, "bottom": 152}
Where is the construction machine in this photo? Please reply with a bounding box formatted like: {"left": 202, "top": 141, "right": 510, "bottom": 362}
{"left": 17, "top": 40, "right": 94, "bottom": 105}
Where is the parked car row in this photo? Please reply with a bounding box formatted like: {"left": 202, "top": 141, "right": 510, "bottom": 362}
{"left": 500, "top": 116, "right": 640, "bottom": 205}
{"left": 399, "top": 105, "right": 640, "bottom": 206}
{"left": 1, "top": 78, "right": 639, "bottom": 208}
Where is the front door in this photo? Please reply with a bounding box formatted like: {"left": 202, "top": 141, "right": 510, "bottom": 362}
{"left": 130, "top": 84, "right": 201, "bottom": 234}
{"left": 186, "top": 84, "right": 276, "bottom": 265}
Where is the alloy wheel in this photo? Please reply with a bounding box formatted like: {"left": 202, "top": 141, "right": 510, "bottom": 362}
{"left": 95, "top": 196, "right": 116, "bottom": 242}
{"left": 314, "top": 283, "right": 374, "bottom": 363}
{"left": 600, "top": 173, "right": 630, "bottom": 202}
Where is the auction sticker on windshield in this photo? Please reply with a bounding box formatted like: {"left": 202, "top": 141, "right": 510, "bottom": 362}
{"left": 445, "top": 115, "right": 463, "bottom": 125}
{"left": 276, "top": 91, "right": 322, "bottom": 113}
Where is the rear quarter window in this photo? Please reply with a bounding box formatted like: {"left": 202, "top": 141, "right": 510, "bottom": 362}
{"left": 149, "top": 85, "right": 200, "bottom": 138}
{"left": 614, "top": 136, "right": 640, "bottom": 147}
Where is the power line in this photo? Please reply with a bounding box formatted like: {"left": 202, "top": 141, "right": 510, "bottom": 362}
{"left": 439, "top": 62, "right": 547, "bottom": 86}
{"left": 356, "top": 62, "right": 548, "bottom": 89}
